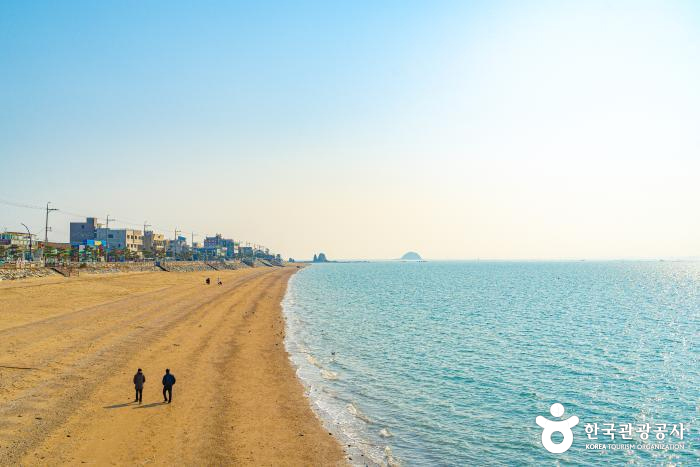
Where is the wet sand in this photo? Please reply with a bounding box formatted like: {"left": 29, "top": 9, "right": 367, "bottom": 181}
{"left": 0, "top": 267, "right": 344, "bottom": 466}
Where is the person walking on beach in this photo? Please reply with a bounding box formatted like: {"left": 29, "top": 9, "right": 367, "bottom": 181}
{"left": 162, "top": 368, "right": 176, "bottom": 403}
{"left": 133, "top": 368, "right": 145, "bottom": 404}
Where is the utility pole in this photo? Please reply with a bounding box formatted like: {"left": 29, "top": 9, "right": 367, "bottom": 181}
{"left": 106, "top": 214, "right": 112, "bottom": 228}
{"left": 189, "top": 232, "right": 197, "bottom": 261}
{"left": 20, "top": 223, "right": 32, "bottom": 261}
{"left": 142, "top": 221, "right": 151, "bottom": 260}
{"left": 173, "top": 229, "right": 180, "bottom": 259}
{"left": 44, "top": 202, "right": 58, "bottom": 244}
{"left": 43, "top": 202, "right": 58, "bottom": 261}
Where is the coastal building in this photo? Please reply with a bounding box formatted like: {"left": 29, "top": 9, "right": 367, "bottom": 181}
{"left": 69, "top": 217, "right": 102, "bottom": 244}
{"left": 96, "top": 228, "right": 143, "bottom": 255}
{"left": 196, "top": 245, "right": 226, "bottom": 259}
{"left": 166, "top": 236, "right": 189, "bottom": 256}
{"left": 0, "top": 231, "right": 37, "bottom": 259}
{"left": 254, "top": 247, "right": 270, "bottom": 257}
{"left": 203, "top": 234, "right": 237, "bottom": 258}
{"left": 143, "top": 231, "right": 166, "bottom": 254}
{"left": 0, "top": 231, "right": 35, "bottom": 250}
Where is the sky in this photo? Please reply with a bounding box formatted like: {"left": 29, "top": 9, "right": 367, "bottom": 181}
{"left": 1, "top": 0, "right": 700, "bottom": 260}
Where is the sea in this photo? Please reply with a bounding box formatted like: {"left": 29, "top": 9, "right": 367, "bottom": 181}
{"left": 282, "top": 261, "right": 699, "bottom": 466}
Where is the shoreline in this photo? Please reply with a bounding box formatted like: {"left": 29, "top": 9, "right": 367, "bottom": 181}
{"left": 0, "top": 266, "right": 344, "bottom": 465}
{"left": 283, "top": 268, "right": 392, "bottom": 467}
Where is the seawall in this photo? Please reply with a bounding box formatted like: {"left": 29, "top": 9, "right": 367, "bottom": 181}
{"left": 0, "top": 260, "right": 256, "bottom": 281}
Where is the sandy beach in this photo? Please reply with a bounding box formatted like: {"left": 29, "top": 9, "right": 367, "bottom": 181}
{"left": 0, "top": 267, "right": 344, "bottom": 466}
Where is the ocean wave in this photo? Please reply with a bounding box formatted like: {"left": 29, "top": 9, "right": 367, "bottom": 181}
{"left": 282, "top": 267, "right": 390, "bottom": 467}
{"left": 321, "top": 369, "right": 339, "bottom": 380}
{"left": 385, "top": 446, "right": 401, "bottom": 466}
{"left": 306, "top": 354, "right": 323, "bottom": 368}
{"left": 347, "top": 402, "right": 372, "bottom": 423}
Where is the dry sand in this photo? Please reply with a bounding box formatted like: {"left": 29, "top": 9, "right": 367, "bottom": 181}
{"left": 0, "top": 267, "right": 345, "bottom": 466}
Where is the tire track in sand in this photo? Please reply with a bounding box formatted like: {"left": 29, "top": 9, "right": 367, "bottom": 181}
{"left": 0, "top": 269, "right": 272, "bottom": 465}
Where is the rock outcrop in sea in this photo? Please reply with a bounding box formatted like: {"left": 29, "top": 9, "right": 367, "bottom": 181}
{"left": 313, "top": 253, "right": 329, "bottom": 263}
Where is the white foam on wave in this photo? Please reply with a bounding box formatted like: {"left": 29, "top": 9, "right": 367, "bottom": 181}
{"left": 321, "top": 369, "right": 339, "bottom": 380}
{"left": 281, "top": 269, "right": 389, "bottom": 467}
{"left": 347, "top": 402, "right": 372, "bottom": 423}
{"left": 306, "top": 354, "right": 322, "bottom": 368}
{"left": 384, "top": 446, "right": 401, "bottom": 466}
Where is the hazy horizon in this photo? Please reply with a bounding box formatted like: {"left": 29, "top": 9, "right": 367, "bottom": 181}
{"left": 2, "top": 1, "right": 700, "bottom": 260}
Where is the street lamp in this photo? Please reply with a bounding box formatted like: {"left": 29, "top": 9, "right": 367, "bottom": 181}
{"left": 20, "top": 223, "right": 32, "bottom": 261}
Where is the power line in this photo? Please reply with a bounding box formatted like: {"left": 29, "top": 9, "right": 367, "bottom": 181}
{"left": 1, "top": 196, "right": 183, "bottom": 234}
{"left": 0, "top": 198, "right": 44, "bottom": 211}
{"left": 0, "top": 195, "right": 262, "bottom": 251}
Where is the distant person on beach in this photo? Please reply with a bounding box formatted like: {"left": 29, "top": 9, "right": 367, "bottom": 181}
{"left": 217, "top": 277, "right": 222, "bottom": 286}
{"left": 205, "top": 277, "right": 210, "bottom": 285}
{"left": 162, "top": 369, "right": 176, "bottom": 403}
{"left": 133, "top": 368, "right": 145, "bottom": 404}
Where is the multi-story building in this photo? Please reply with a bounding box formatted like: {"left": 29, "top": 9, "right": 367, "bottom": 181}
{"left": 204, "top": 234, "right": 237, "bottom": 258}
{"left": 143, "top": 231, "right": 166, "bottom": 254}
{"left": 96, "top": 228, "right": 143, "bottom": 255}
{"left": 70, "top": 217, "right": 102, "bottom": 244}
{"left": 166, "top": 236, "right": 189, "bottom": 256}
{"left": 0, "top": 232, "right": 36, "bottom": 259}
{"left": 0, "top": 231, "right": 34, "bottom": 249}
{"left": 254, "top": 247, "right": 270, "bottom": 257}
{"left": 196, "top": 245, "right": 226, "bottom": 259}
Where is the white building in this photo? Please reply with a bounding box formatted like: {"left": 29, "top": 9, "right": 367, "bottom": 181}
{"left": 96, "top": 228, "right": 143, "bottom": 255}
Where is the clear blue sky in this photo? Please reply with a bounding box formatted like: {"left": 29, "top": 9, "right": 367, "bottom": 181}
{"left": 2, "top": 1, "right": 700, "bottom": 259}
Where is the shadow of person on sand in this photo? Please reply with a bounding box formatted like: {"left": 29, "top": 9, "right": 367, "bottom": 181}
{"left": 133, "top": 401, "right": 168, "bottom": 409}
{"left": 103, "top": 402, "right": 135, "bottom": 409}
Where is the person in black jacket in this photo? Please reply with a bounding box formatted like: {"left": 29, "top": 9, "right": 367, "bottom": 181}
{"left": 162, "top": 368, "right": 176, "bottom": 403}
{"left": 133, "top": 368, "right": 145, "bottom": 404}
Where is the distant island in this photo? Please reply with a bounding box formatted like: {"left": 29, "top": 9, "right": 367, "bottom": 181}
{"left": 309, "top": 253, "right": 368, "bottom": 264}
{"left": 312, "top": 252, "right": 329, "bottom": 263}
{"left": 400, "top": 251, "right": 424, "bottom": 261}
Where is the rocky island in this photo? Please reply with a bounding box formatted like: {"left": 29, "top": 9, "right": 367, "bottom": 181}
{"left": 400, "top": 251, "right": 424, "bottom": 261}
{"left": 312, "top": 253, "right": 329, "bottom": 263}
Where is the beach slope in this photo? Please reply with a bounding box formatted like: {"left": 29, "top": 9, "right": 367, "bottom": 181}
{"left": 0, "top": 267, "right": 343, "bottom": 466}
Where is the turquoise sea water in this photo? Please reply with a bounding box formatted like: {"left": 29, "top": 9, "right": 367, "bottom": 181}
{"left": 282, "top": 261, "right": 700, "bottom": 466}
